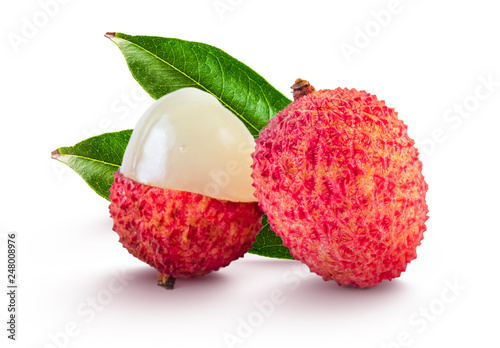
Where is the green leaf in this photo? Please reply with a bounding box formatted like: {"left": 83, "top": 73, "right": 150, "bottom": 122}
{"left": 52, "top": 34, "right": 295, "bottom": 260}
{"left": 53, "top": 130, "right": 295, "bottom": 260}
{"left": 248, "top": 216, "right": 294, "bottom": 260}
{"left": 105, "top": 32, "right": 291, "bottom": 138}
{"left": 52, "top": 130, "right": 132, "bottom": 200}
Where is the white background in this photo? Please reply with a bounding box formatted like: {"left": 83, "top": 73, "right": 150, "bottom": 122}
{"left": 1, "top": 0, "right": 500, "bottom": 347}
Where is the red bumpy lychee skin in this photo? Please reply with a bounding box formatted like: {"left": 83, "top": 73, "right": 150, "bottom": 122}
{"left": 109, "top": 172, "right": 263, "bottom": 289}
{"left": 252, "top": 79, "right": 429, "bottom": 288}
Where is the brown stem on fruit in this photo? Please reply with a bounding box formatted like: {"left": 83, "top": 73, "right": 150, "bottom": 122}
{"left": 157, "top": 273, "right": 176, "bottom": 290}
{"left": 104, "top": 32, "right": 116, "bottom": 39}
{"left": 51, "top": 149, "right": 60, "bottom": 160}
{"left": 291, "top": 79, "right": 315, "bottom": 101}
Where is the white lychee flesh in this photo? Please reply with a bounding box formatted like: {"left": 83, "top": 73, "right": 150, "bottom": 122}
{"left": 120, "top": 87, "right": 257, "bottom": 202}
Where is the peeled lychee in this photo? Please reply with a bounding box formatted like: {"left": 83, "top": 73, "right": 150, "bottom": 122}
{"left": 252, "top": 79, "right": 429, "bottom": 288}
{"left": 110, "top": 88, "right": 263, "bottom": 289}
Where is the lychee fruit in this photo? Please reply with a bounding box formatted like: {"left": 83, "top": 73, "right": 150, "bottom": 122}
{"left": 252, "top": 79, "right": 429, "bottom": 288}
{"left": 109, "top": 88, "right": 263, "bottom": 289}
